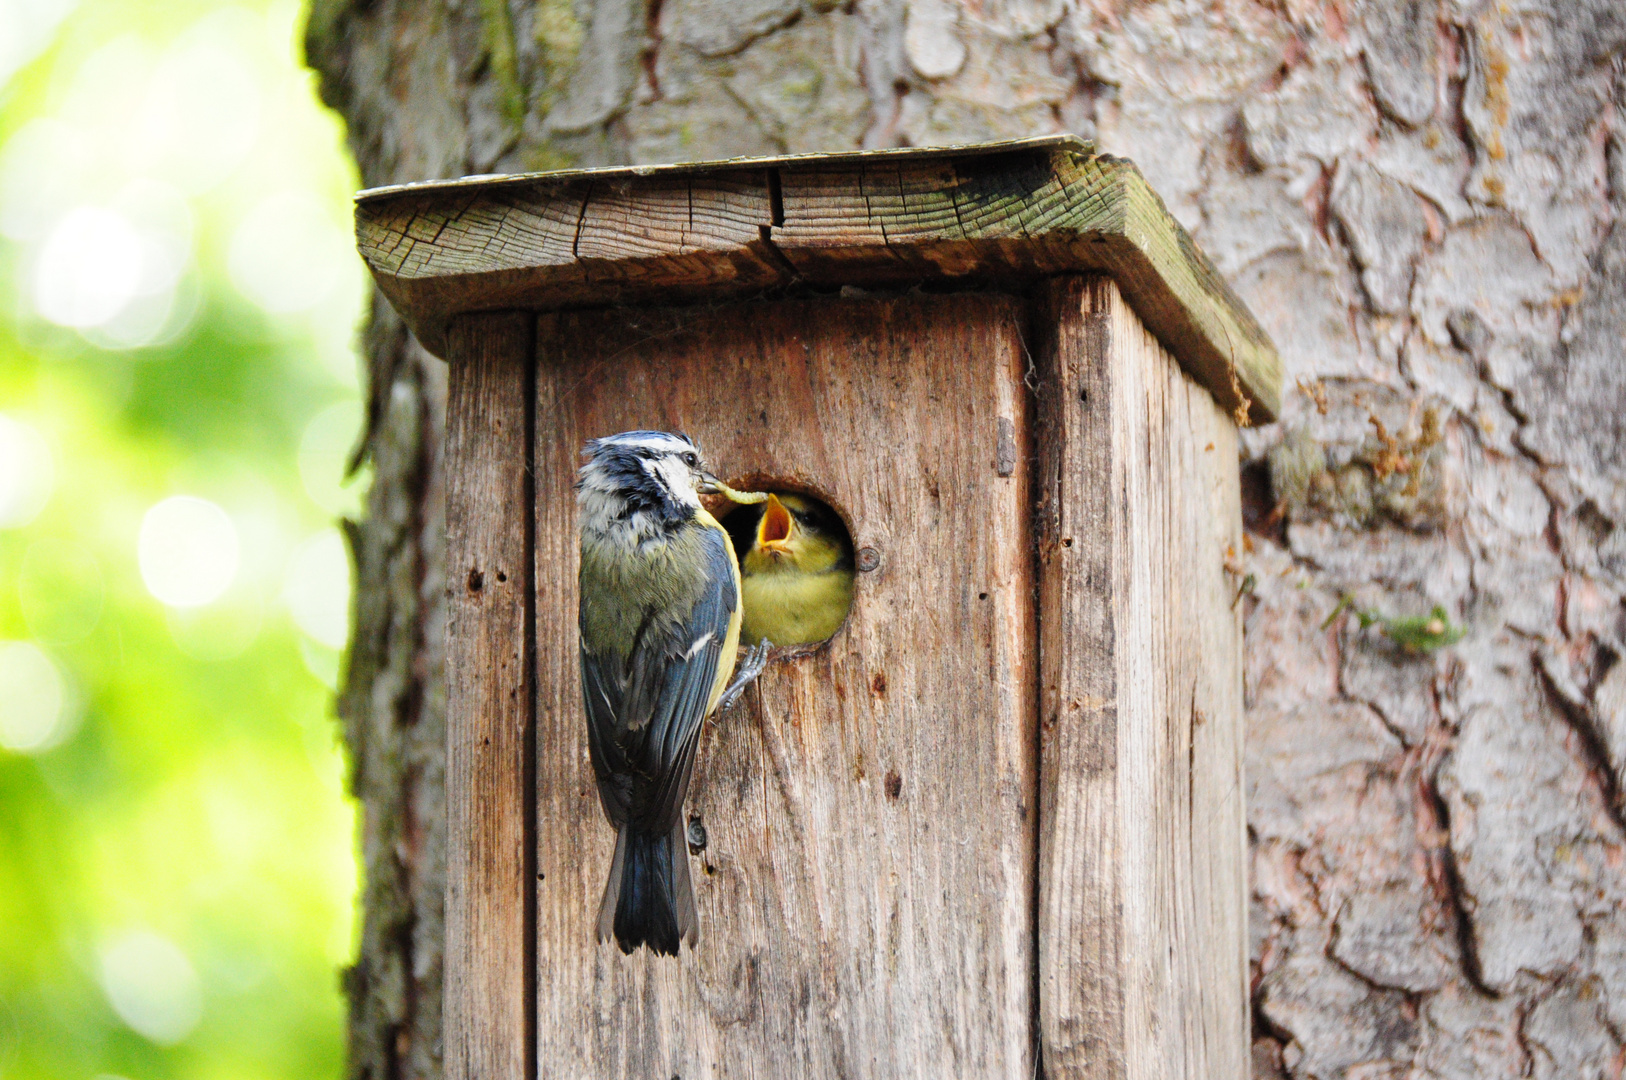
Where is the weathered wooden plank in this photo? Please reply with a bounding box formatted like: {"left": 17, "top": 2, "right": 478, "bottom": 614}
{"left": 354, "top": 136, "right": 1281, "bottom": 421}
{"left": 1033, "top": 276, "right": 1126, "bottom": 1079}
{"left": 532, "top": 293, "right": 1038, "bottom": 1079}
{"left": 443, "top": 311, "right": 535, "bottom": 1080}
{"left": 769, "top": 160, "right": 967, "bottom": 277}
{"left": 575, "top": 174, "right": 771, "bottom": 259}
{"left": 1033, "top": 277, "right": 1247, "bottom": 1080}
{"left": 359, "top": 170, "right": 784, "bottom": 360}
{"left": 1109, "top": 276, "right": 1247, "bottom": 1080}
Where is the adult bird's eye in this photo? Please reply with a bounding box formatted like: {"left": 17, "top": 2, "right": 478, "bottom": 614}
{"left": 682, "top": 452, "right": 698, "bottom": 467}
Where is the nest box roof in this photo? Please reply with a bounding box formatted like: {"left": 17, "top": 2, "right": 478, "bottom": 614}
{"left": 354, "top": 135, "right": 1282, "bottom": 422}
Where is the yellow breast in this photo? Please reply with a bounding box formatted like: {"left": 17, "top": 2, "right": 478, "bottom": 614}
{"left": 740, "top": 568, "right": 855, "bottom": 646}
{"left": 700, "top": 508, "right": 744, "bottom": 716}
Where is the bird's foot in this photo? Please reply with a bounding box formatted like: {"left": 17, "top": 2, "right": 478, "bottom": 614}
{"left": 717, "top": 641, "right": 773, "bottom": 713}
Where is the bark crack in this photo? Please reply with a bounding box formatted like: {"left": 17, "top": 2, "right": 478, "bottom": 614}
{"left": 1535, "top": 652, "right": 1626, "bottom": 836}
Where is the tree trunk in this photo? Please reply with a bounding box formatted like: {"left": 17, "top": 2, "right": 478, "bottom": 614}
{"left": 305, "top": 0, "right": 1626, "bottom": 1076}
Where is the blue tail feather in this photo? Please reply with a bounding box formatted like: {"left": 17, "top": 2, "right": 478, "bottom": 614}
{"left": 613, "top": 825, "right": 686, "bottom": 956}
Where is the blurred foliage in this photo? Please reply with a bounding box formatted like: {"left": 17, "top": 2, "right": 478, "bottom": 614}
{"left": 0, "top": 0, "right": 364, "bottom": 1076}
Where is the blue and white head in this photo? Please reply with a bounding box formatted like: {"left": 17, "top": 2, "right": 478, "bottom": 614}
{"left": 578, "top": 430, "right": 722, "bottom": 544}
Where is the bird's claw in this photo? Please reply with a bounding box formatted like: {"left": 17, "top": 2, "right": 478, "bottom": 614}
{"left": 717, "top": 641, "right": 773, "bottom": 713}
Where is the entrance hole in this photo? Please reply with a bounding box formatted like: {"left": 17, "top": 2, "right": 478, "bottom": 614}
{"left": 720, "top": 489, "right": 856, "bottom": 648}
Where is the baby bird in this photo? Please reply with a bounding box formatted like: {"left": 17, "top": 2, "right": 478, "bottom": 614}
{"left": 729, "top": 492, "right": 856, "bottom": 647}
{"left": 577, "top": 431, "right": 769, "bottom": 955}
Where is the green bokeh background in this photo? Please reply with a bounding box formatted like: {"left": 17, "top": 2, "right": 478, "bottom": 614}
{"left": 0, "top": 0, "right": 362, "bottom": 1074}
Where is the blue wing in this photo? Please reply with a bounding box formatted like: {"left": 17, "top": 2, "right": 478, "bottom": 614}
{"left": 581, "top": 526, "right": 737, "bottom": 835}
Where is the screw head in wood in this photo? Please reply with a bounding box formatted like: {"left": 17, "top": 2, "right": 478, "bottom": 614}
{"left": 856, "top": 546, "right": 881, "bottom": 573}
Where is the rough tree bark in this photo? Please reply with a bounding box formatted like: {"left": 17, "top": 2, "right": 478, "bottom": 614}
{"left": 305, "top": 0, "right": 1626, "bottom": 1077}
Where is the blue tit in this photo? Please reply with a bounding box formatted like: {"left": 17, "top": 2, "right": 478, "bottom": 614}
{"left": 577, "top": 431, "right": 770, "bottom": 955}
{"left": 729, "top": 492, "right": 856, "bottom": 647}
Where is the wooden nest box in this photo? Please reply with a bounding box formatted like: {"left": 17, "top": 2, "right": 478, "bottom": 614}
{"left": 355, "top": 135, "right": 1281, "bottom": 1080}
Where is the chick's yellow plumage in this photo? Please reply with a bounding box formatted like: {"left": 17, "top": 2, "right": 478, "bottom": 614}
{"left": 732, "top": 493, "right": 855, "bottom": 647}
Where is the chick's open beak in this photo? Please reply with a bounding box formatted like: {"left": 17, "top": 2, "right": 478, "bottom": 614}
{"left": 756, "top": 494, "right": 794, "bottom": 556}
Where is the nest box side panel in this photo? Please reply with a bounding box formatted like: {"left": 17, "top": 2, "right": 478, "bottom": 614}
{"left": 1033, "top": 277, "right": 1247, "bottom": 1080}
{"left": 443, "top": 312, "right": 536, "bottom": 1080}
{"left": 531, "top": 294, "right": 1038, "bottom": 1079}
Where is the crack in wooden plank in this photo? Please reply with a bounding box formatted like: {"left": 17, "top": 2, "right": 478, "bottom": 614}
{"left": 571, "top": 182, "right": 592, "bottom": 261}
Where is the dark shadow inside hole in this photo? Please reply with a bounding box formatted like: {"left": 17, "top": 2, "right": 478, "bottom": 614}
{"left": 720, "top": 488, "right": 856, "bottom": 648}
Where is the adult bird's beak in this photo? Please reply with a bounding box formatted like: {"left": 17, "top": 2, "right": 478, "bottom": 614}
{"left": 756, "top": 494, "right": 794, "bottom": 556}
{"left": 699, "top": 473, "right": 768, "bottom": 504}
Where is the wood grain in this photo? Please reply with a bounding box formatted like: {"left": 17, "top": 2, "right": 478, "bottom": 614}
{"left": 355, "top": 136, "right": 1281, "bottom": 422}
{"left": 1033, "top": 277, "right": 1126, "bottom": 1079}
{"left": 532, "top": 293, "right": 1038, "bottom": 1078}
{"left": 1033, "top": 277, "right": 1248, "bottom": 1079}
{"left": 443, "top": 312, "right": 535, "bottom": 1080}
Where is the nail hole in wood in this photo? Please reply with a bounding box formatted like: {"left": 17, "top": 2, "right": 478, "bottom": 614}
{"left": 884, "top": 769, "right": 903, "bottom": 800}
{"left": 467, "top": 568, "right": 483, "bottom": 592}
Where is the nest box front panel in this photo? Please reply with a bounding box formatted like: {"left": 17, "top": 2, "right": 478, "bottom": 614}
{"left": 532, "top": 292, "right": 1038, "bottom": 1078}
